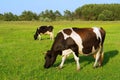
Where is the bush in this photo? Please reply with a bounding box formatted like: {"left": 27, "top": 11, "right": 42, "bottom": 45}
{"left": 98, "top": 10, "right": 114, "bottom": 21}
{"left": 98, "top": 14, "right": 106, "bottom": 21}
{"left": 39, "top": 17, "right": 52, "bottom": 22}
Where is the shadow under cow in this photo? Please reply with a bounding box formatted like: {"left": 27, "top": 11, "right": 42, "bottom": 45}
{"left": 102, "top": 50, "right": 119, "bottom": 66}
{"left": 53, "top": 50, "right": 119, "bottom": 69}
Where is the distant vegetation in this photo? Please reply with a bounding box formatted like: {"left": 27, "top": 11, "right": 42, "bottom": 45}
{"left": 0, "top": 4, "right": 120, "bottom": 21}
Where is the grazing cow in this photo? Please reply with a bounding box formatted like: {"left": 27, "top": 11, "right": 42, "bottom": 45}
{"left": 44, "top": 27, "right": 106, "bottom": 70}
{"left": 34, "top": 25, "right": 54, "bottom": 40}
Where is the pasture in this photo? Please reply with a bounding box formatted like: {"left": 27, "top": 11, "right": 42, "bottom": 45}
{"left": 0, "top": 21, "right": 120, "bottom": 80}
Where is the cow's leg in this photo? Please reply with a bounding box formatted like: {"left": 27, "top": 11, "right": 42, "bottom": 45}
{"left": 59, "top": 55, "right": 66, "bottom": 69}
{"left": 93, "top": 46, "right": 102, "bottom": 68}
{"left": 72, "top": 52, "right": 80, "bottom": 70}
{"left": 38, "top": 34, "right": 41, "bottom": 40}
{"left": 98, "top": 47, "right": 104, "bottom": 67}
{"left": 50, "top": 32, "right": 54, "bottom": 40}
{"left": 59, "top": 49, "right": 72, "bottom": 69}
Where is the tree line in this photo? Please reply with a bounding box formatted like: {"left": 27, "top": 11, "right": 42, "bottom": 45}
{"left": 75, "top": 4, "right": 120, "bottom": 21}
{"left": 0, "top": 4, "right": 120, "bottom": 21}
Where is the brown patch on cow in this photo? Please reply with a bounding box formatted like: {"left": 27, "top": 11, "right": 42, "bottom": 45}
{"left": 72, "top": 28, "right": 100, "bottom": 54}
{"left": 63, "top": 29, "right": 72, "bottom": 35}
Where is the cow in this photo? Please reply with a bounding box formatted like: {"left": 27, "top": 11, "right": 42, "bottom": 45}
{"left": 44, "top": 27, "right": 106, "bottom": 70}
{"left": 34, "top": 25, "right": 54, "bottom": 40}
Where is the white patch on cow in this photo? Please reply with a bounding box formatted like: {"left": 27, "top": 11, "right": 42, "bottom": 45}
{"left": 92, "top": 27, "right": 102, "bottom": 41}
{"left": 40, "top": 31, "right": 54, "bottom": 40}
{"left": 70, "top": 28, "right": 83, "bottom": 53}
{"left": 61, "top": 28, "right": 83, "bottom": 54}
{"left": 61, "top": 30, "right": 69, "bottom": 40}
{"left": 59, "top": 49, "right": 80, "bottom": 70}
{"left": 44, "top": 31, "right": 54, "bottom": 40}
{"left": 62, "top": 49, "right": 72, "bottom": 57}
{"left": 50, "top": 32, "right": 54, "bottom": 40}
{"left": 59, "top": 49, "right": 73, "bottom": 68}
{"left": 93, "top": 46, "right": 102, "bottom": 67}
{"left": 44, "top": 31, "right": 50, "bottom": 34}
{"left": 72, "top": 51, "right": 80, "bottom": 70}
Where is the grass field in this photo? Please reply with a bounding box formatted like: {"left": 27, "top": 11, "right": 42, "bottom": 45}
{"left": 0, "top": 21, "right": 120, "bottom": 80}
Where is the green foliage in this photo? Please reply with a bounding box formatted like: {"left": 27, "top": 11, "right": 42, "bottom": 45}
{"left": 0, "top": 14, "right": 4, "bottom": 20}
{"left": 98, "top": 10, "right": 113, "bottom": 21}
{"left": 64, "top": 10, "right": 74, "bottom": 20}
{"left": 101, "top": 10, "right": 113, "bottom": 21}
{"left": 0, "top": 21, "right": 120, "bottom": 80}
{"left": 39, "top": 10, "right": 62, "bottom": 21}
{"left": 19, "top": 10, "right": 39, "bottom": 21}
{"left": 54, "top": 10, "right": 62, "bottom": 20}
{"left": 3, "top": 12, "right": 18, "bottom": 21}
{"left": 98, "top": 13, "right": 106, "bottom": 21}
{"left": 75, "top": 4, "right": 120, "bottom": 20}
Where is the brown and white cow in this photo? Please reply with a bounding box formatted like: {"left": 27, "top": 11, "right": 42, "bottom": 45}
{"left": 44, "top": 27, "right": 106, "bottom": 70}
{"left": 34, "top": 25, "right": 54, "bottom": 40}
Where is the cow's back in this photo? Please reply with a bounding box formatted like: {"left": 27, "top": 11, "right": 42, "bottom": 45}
{"left": 72, "top": 27, "right": 105, "bottom": 54}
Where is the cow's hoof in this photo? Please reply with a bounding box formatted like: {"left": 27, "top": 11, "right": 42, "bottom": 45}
{"left": 58, "top": 66, "right": 63, "bottom": 70}
{"left": 93, "top": 66, "right": 99, "bottom": 69}
{"left": 77, "top": 69, "right": 80, "bottom": 71}
{"left": 76, "top": 67, "right": 80, "bottom": 71}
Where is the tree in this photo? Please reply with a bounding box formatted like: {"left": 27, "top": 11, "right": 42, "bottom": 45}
{"left": 75, "top": 4, "right": 120, "bottom": 21}
{"left": 39, "top": 10, "right": 57, "bottom": 21}
{"left": 3, "top": 12, "right": 17, "bottom": 21}
{"left": 19, "top": 11, "right": 38, "bottom": 21}
{"left": 49, "top": 10, "right": 56, "bottom": 21}
{"left": 99, "top": 10, "right": 113, "bottom": 21}
{"left": 98, "top": 13, "right": 106, "bottom": 21}
{"left": 54, "top": 10, "right": 62, "bottom": 20}
{"left": 32, "top": 13, "right": 39, "bottom": 20}
{"left": 75, "top": 7, "right": 82, "bottom": 19}
{"left": 64, "top": 10, "right": 74, "bottom": 20}
{"left": 0, "top": 13, "right": 4, "bottom": 20}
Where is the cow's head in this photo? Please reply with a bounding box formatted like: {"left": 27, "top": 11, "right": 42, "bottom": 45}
{"left": 34, "top": 33, "right": 38, "bottom": 40}
{"left": 34, "top": 28, "right": 39, "bottom": 40}
{"left": 44, "top": 50, "right": 57, "bottom": 68}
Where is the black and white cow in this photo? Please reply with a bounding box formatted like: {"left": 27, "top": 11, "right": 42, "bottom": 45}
{"left": 34, "top": 25, "right": 54, "bottom": 40}
{"left": 44, "top": 27, "right": 106, "bottom": 70}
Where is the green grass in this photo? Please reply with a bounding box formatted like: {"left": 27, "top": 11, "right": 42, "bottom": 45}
{"left": 0, "top": 21, "right": 120, "bottom": 80}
